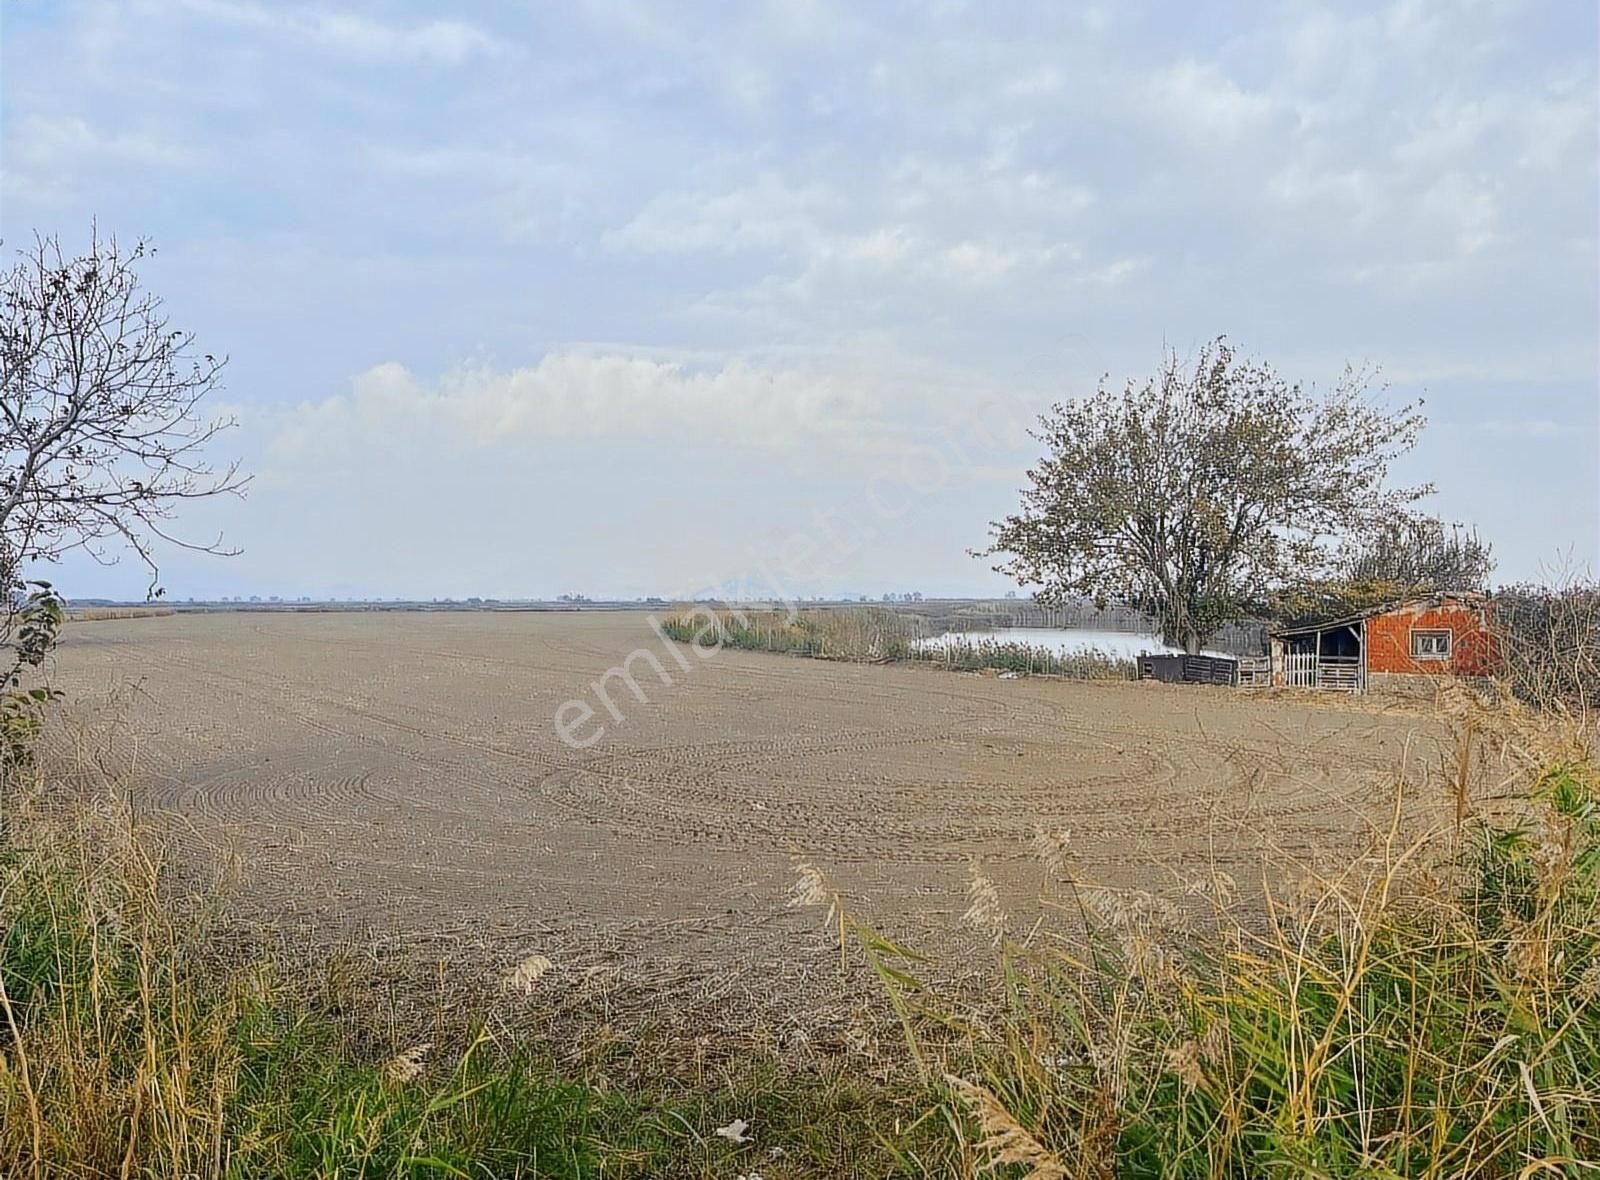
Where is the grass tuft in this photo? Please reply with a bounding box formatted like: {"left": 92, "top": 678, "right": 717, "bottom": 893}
{"left": 827, "top": 702, "right": 1600, "bottom": 1178}
{"left": 0, "top": 798, "right": 951, "bottom": 1178}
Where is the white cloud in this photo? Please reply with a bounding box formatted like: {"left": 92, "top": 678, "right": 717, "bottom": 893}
{"left": 836, "top": 227, "right": 915, "bottom": 267}
{"left": 178, "top": 0, "right": 507, "bottom": 63}
{"left": 2, "top": 0, "right": 1592, "bottom": 592}
{"left": 1, "top": 115, "right": 195, "bottom": 203}
{"left": 601, "top": 174, "right": 831, "bottom": 255}
{"left": 1088, "top": 257, "right": 1146, "bottom": 287}
{"left": 1147, "top": 60, "right": 1277, "bottom": 143}
{"left": 266, "top": 353, "right": 899, "bottom": 465}
{"left": 940, "top": 240, "right": 1018, "bottom": 283}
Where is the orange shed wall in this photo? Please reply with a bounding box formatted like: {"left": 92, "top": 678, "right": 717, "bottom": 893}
{"left": 1366, "top": 601, "right": 1496, "bottom": 677}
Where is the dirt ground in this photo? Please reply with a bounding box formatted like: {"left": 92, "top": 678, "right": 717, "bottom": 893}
{"left": 45, "top": 610, "right": 1449, "bottom": 1029}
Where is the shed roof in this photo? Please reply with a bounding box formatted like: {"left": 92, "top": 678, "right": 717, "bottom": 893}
{"left": 1269, "top": 591, "right": 1488, "bottom": 639}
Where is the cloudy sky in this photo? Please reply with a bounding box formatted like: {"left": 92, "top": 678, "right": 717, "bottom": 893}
{"left": 2, "top": 0, "right": 1596, "bottom": 600}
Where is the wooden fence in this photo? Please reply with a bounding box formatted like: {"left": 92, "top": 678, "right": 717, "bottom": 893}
{"left": 1237, "top": 656, "right": 1272, "bottom": 687}
{"left": 1284, "top": 652, "right": 1318, "bottom": 688}
{"left": 1320, "top": 656, "right": 1363, "bottom": 692}
{"left": 1282, "top": 652, "right": 1363, "bottom": 692}
{"left": 1138, "top": 653, "right": 1240, "bottom": 686}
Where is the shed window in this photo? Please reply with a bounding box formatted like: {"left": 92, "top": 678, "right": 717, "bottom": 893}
{"left": 1411, "top": 629, "right": 1451, "bottom": 659}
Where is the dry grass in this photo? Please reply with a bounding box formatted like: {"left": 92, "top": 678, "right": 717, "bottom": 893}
{"left": 792, "top": 693, "right": 1600, "bottom": 1177}
{"left": 0, "top": 789, "right": 955, "bottom": 1178}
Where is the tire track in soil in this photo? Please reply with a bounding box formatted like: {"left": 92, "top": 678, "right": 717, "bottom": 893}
{"left": 46, "top": 611, "right": 1448, "bottom": 1004}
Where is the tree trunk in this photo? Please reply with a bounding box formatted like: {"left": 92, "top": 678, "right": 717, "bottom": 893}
{"left": 1161, "top": 614, "right": 1205, "bottom": 655}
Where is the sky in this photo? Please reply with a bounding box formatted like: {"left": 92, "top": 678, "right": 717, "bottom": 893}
{"left": 1, "top": 0, "right": 1596, "bottom": 601}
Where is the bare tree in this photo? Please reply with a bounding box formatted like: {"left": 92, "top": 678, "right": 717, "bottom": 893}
{"left": 0, "top": 230, "right": 242, "bottom": 824}
{"left": 0, "top": 230, "right": 245, "bottom": 602}
{"left": 983, "top": 338, "right": 1428, "bottom": 653}
{"left": 1342, "top": 516, "right": 1494, "bottom": 591}
{"left": 1268, "top": 516, "right": 1495, "bottom": 625}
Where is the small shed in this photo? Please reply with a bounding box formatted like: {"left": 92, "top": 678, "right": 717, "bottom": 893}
{"left": 1268, "top": 592, "right": 1495, "bottom": 693}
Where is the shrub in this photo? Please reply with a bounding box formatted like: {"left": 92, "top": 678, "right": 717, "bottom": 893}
{"left": 1493, "top": 581, "right": 1600, "bottom": 715}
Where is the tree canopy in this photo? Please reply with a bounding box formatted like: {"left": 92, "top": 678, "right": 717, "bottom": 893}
{"left": 983, "top": 338, "right": 1429, "bottom": 653}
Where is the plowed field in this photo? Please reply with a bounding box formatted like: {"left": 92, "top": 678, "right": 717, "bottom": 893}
{"left": 48, "top": 610, "right": 1443, "bottom": 1020}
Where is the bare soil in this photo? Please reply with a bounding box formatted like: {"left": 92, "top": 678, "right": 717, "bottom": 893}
{"left": 46, "top": 610, "right": 1447, "bottom": 1031}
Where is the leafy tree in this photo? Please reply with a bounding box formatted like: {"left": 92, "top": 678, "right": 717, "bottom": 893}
{"left": 983, "top": 338, "right": 1428, "bottom": 653}
{"left": 0, "top": 581, "right": 62, "bottom": 839}
{"left": 0, "top": 230, "right": 242, "bottom": 787}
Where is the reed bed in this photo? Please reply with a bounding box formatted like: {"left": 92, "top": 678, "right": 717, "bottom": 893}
{"left": 661, "top": 607, "right": 1138, "bottom": 680}
{"left": 66, "top": 606, "right": 175, "bottom": 621}
{"left": 659, "top": 605, "right": 927, "bottom": 662}
{"left": 912, "top": 636, "right": 1137, "bottom": 680}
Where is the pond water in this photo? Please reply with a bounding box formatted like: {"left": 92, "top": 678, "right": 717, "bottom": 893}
{"left": 917, "top": 627, "right": 1230, "bottom": 660}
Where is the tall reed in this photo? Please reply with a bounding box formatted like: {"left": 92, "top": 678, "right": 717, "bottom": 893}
{"left": 798, "top": 701, "right": 1600, "bottom": 1177}
{"left": 659, "top": 606, "right": 926, "bottom": 662}
{"left": 660, "top": 608, "right": 1139, "bottom": 680}
{"left": 914, "top": 636, "right": 1137, "bottom": 680}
